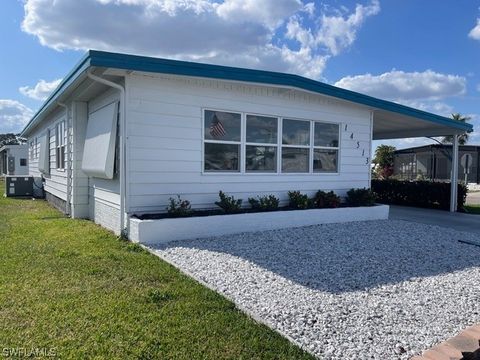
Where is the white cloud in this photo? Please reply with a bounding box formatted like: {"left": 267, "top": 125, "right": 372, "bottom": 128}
{"left": 0, "top": 100, "right": 34, "bottom": 134}
{"left": 216, "top": 0, "right": 302, "bottom": 28}
{"left": 395, "top": 100, "right": 454, "bottom": 117}
{"left": 335, "top": 70, "right": 466, "bottom": 102}
{"left": 21, "top": 0, "right": 380, "bottom": 79}
{"left": 468, "top": 18, "right": 480, "bottom": 40}
{"left": 316, "top": 0, "right": 380, "bottom": 55}
{"left": 19, "top": 78, "right": 62, "bottom": 101}
{"left": 303, "top": 2, "right": 315, "bottom": 16}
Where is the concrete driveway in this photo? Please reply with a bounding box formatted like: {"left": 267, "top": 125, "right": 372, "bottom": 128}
{"left": 389, "top": 205, "right": 480, "bottom": 234}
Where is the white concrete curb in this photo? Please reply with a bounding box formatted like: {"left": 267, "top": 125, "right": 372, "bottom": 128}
{"left": 129, "top": 205, "right": 390, "bottom": 244}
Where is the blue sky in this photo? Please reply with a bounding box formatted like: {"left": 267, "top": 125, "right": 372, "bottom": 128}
{"left": 1, "top": 0, "right": 479, "bottom": 149}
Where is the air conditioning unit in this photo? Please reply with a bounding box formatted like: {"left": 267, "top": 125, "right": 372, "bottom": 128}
{"left": 5, "top": 176, "right": 34, "bottom": 197}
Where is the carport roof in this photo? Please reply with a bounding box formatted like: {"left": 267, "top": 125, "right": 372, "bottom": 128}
{"left": 21, "top": 50, "right": 473, "bottom": 138}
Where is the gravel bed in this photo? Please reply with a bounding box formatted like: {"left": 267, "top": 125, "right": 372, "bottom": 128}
{"left": 150, "top": 220, "right": 480, "bottom": 359}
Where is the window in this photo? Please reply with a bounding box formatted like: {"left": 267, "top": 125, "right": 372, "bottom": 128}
{"left": 282, "top": 119, "right": 310, "bottom": 172}
{"left": 55, "top": 121, "right": 66, "bottom": 169}
{"left": 313, "top": 122, "right": 339, "bottom": 173}
{"left": 34, "top": 137, "right": 38, "bottom": 159}
{"left": 202, "top": 109, "right": 340, "bottom": 174}
{"left": 246, "top": 115, "right": 278, "bottom": 172}
{"left": 204, "top": 110, "right": 241, "bottom": 172}
{"left": 20, "top": 158, "right": 27, "bottom": 166}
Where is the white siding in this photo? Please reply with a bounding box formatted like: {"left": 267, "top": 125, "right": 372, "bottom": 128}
{"left": 126, "top": 74, "right": 372, "bottom": 213}
{"left": 0, "top": 145, "right": 29, "bottom": 176}
{"left": 26, "top": 87, "right": 122, "bottom": 234}
{"left": 27, "top": 107, "right": 69, "bottom": 202}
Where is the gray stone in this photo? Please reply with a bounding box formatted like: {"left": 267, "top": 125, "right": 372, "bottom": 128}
{"left": 150, "top": 220, "right": 480, "bottom": 359}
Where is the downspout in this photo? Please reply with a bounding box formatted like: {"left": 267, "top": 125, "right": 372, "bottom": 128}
{"left": 86, "top": 70, "right": 127, "bottom": 236}
{"left": 57, "top": 102, "right": 71, "bottom": 215}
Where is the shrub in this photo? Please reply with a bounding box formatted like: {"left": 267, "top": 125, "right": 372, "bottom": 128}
{"left": 346, "top": 188, "right": 376, "bottom": 207}
{"left": 287, "top": 191, "right": 312, "bottom": 209}
{"left": 371, "top": 179, "right": 467, "bottom": 211}
{"left": 314, "top": 190, "right": 341, "bottom": 208}
{"left": 248, "top": 195, "right": 280, "bottom": 211}
{"left": 215, "top": 191, "right": 243, "bottom": 213}
{"left": 166, "top": 195, "right": 193, "bottom": 217}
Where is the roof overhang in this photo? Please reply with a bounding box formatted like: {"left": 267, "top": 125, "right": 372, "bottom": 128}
{"left": 372, "top": 109, "right": 468, "bottom": 140}
{"left": 21, "top": 50, "right": 473, "bottom": 139}
{"left": 0, "top": 144, "right": 26, "bottom": 152}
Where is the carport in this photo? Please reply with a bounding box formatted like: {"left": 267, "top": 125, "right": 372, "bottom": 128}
{"left": 369, "top": 105, "right": 472, "bottom": 212}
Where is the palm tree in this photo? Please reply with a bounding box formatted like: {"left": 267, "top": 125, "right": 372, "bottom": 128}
{"left": 442, "top": 113, "right": 471, "bottom": 145}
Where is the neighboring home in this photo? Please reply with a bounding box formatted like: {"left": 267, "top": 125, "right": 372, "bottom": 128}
{"left": 0, "top": 144, "right": 29, "bottom": 176}
{"left": 393, "top": 144, "right": 480, "bottom": 184}
{"left": 20, "top": 50, "right": 473, "bottom": 235}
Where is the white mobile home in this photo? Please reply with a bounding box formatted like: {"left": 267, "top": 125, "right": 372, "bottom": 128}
{"left": 0, "top": 144, "right": 29, "bottom": 176}
{"left": 21, "top": 51, "right": 472, "bottom": 235}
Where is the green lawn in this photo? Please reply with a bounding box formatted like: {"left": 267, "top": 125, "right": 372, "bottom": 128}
{"left": 464, "top": 204, "right": 480, "bottom": 214}
{"left": 0, "top": 180, "right": 313, "bottom": 359}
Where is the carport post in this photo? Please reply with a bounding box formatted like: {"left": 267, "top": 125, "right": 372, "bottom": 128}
{"left": 450, "top": 134, "right": 459, "bottom": 212}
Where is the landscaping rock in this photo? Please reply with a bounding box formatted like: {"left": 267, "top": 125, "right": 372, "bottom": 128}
{"left": 151, "top": 220, "right": 480, "bottom": 359}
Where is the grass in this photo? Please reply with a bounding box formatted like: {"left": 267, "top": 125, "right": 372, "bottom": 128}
{"left": 0, "top": 179, "right": 313, "bottom": 359}
{"left": 464, "top": 204, "right": 480, "bottom": 214}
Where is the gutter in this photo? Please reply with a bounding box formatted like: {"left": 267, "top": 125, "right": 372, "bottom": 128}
{"left": 86, "top": 70, "right": 127, "bottom": 236}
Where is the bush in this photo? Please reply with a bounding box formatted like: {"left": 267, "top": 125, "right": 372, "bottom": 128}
{"left": 215, "top": 191, "right": 243, "bottom": 213}
{"left": 166, "top": 195, "right": 193, "bottom": 217}
{"left": 287, "top": 191, "right": 312, "bottom": 209}
{"left": 314, "top": 190, "right": 341, "bottom": 208}
{"left": 371, "top": 179, "right": 467, "bottom": 211}
{"left": 248, "top": 195, "right": 279, "bottom": 211}
{"left": 346, "top": 188, "right": 376, "bottom": 207}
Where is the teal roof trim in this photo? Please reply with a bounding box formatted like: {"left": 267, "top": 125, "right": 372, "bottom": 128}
{"left": 22, "top": 50, "right": 473, "bottom": 135}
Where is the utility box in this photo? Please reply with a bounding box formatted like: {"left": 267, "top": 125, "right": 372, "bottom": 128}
{"left": 7, "top": 156, "right": 15, "bottom": 174}
{"left": 5, "top": 176, "right": 34, "bottom": 197}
